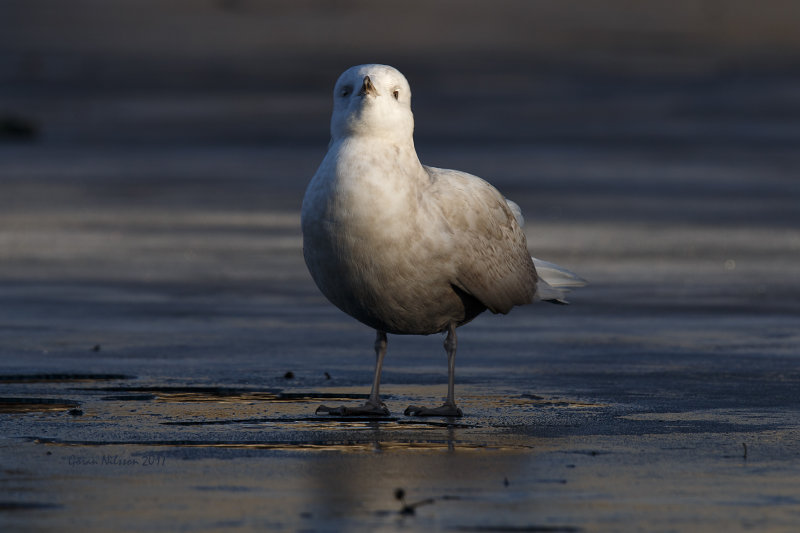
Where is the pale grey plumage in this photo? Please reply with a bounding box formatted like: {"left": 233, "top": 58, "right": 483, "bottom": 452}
{"left": 301, "top": 64, "right": 585, "bottom": 417}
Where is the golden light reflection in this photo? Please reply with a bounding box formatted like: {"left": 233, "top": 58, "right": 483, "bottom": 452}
{"left": 0, "top": 398, "right": 80, "bottom": 413}
{"left": 35, "top": 437, "right": 536, "bottom": 454}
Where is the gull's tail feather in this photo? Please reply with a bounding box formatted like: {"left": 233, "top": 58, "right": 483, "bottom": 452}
{"left": 532, "top": 257, "right": 587, "bottom": 304}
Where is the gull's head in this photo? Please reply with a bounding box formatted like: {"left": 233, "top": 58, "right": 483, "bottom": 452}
{"left": 330, "top": 64, "right": 413, "bottom": 142}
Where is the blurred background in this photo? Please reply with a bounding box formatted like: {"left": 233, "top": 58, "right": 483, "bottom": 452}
{"left": 0, "top": 0, "right": 798, "bottom": 359}
{"left": 3, "top": 0, "right": 800, "bottom": 148}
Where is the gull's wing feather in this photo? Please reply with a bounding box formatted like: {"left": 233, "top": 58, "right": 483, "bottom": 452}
{"left": 424, "top": 166, "right": 538, "bottom": 314}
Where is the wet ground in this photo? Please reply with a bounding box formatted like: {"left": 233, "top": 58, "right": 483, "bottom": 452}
{"left": 2, "top": 2, "right": 800, "bottom": 532}
{"left": 2, "top": 137, "right": 798, "bottom": 531}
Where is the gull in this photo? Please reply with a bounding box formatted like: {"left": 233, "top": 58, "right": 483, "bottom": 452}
{"left": 301, "top": 64, "right": 585, "bottom": 417}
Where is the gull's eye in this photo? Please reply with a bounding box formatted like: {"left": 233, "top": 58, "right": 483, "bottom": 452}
{"left": 340, "top": 86, "right": 352, "bottom": 97}
{"left": 392, "top": 90, "right": 399, "bottom": 100}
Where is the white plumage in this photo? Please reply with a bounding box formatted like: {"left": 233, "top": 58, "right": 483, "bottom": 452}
{"left": 301, "top": 64, "right": 585, "bottom": 417}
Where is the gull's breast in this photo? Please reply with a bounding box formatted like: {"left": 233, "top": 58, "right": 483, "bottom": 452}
{"left": 301, "top": 144, "right": 480, "bottom": 334}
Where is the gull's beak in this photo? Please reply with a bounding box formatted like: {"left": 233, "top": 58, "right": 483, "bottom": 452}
{"left": 358, "top": 75, "right": 378, "bottom": 97}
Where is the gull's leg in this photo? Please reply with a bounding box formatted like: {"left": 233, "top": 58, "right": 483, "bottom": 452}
{"left": 367, "top": 329, "right": 388, "bottom": 408}
{"left": 405, "top": 323, "right": 464, "bottom": 417}
{"left": 316, "top": 330, "right": 390, "bottom": 416}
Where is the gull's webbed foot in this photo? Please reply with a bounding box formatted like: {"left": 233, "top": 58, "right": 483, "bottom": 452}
{"left": 316, "top": 401, "right": 390, "bottom": 416}
{"left": 404, "top": 403, "right": 463, "bottom": 418}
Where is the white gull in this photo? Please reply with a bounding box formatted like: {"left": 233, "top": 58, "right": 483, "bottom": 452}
{"left": 301, "top": 64, "right": 585, "bottom": 417}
